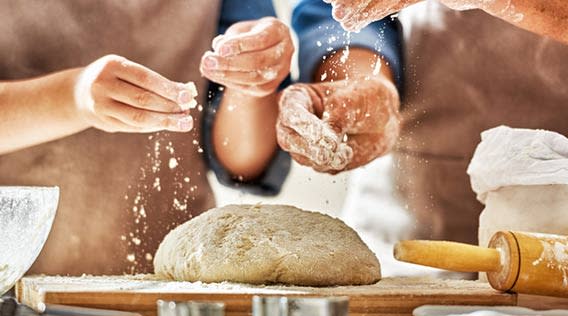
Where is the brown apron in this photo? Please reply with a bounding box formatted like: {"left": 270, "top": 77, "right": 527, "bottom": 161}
{"left": 0, "top": 0, "right": 220, "bottom": 275}
{"left": 395, "top": 2, "right": 568, "bottom": 244}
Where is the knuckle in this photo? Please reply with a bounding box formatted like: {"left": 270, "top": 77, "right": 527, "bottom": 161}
{"left": 100, "top": 55, "right": 125, "bottom": 71}
{"left": 276, "top": 133, "right": 292, "bottom": 150}
{"left": 103, "top": 127, "right": 118, "bottom": 133}
{"left": 103, "top": 60, "right": 118, "bottom": 72}
{"left": 165, "top": 101, "right": 179, "bottom": 112}
{"left": 134, "top": 91, "right": 153, "bottom": 107}
{"left": 228, "top": 21, "right": 245, "bottom": 31}
{"left": 259, "top": 31, "right": 272, "bottom": 44}
{"left": 136, "top": 71, "right": 151, "bottom": 84}
{"left": 261, "top": 16, "right": 278, "bottom": 25}
{"left": 248, "top": 71, "right": 260, "bottom": 82}
{"left": 130, "top": 110, "right": 150, "bottom": 125}
{"left": 256, "top": 54, "right": 269, "bottom": 67}
{"left": 273, "top": 20, "right": 288, "bottom": 33}
{"left": 101, "top": 54, "right": 123, "bottom": 62}
{"left": 89, "top": 80, "right": 105, "bottom": 98}
{"left": 285, "top": 39, "right": 295, "bottom": 53}
{"left": 91, "top": 102, "right": 105, "bottom": 115}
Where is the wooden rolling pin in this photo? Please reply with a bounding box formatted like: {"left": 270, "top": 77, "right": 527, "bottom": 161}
{"left": 394, "top": 231, "right": 568, "bottom": 298}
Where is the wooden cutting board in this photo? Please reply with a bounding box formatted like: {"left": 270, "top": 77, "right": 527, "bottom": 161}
{"left": 17, "top": 275, "right": 515, "bottom": 316}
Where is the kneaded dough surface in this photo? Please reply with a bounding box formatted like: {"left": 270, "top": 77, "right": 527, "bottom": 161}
{"left": 154, "top": 204, "right": 381, "bottom": 286}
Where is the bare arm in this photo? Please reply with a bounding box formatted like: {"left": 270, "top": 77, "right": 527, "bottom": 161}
{"left": 328, "top": 0, "right": 568, "bottom": 44}
{"left": 314, "top": 47, "right": 394, "bottom": 86}
{"left": 0, "top": 69, "right": 86, "bottom": 154}
{"left": 212, "top": 89, "right": 279, "bottom": 180}
{"left": 0, "top": 55, "right": 195, "bottom": 155}
{"left": 480, "top": 0, "right": 568, "bottom": 44}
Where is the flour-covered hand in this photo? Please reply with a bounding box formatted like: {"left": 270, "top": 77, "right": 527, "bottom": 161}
{"left": 326, "top": 0, "right": 419, "bottom": 32}
{"left": 277, "top": 77, "right": 401, "bottom": 173}
{"left": 200, "top": 17, "right": 294, "bottom": 97}
{"left": 74, "top": 55, "right": 196, "bottom": 133}
{"left": 327, "top": 0, "right": 509, "bottom": 32}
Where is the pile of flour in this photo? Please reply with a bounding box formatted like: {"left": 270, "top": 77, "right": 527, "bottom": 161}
{"left": 467, "top": 125, "right": 568, "bottom": 204}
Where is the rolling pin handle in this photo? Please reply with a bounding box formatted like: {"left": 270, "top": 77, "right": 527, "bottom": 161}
{"left": 394, "top": 240, "right": 503, "bottom": 273}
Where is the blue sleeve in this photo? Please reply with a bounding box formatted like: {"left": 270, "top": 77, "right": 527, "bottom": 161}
{"left": 201, "top": 0, "right": 291, "bottom": 196}
{"left": 293, "top": 0, "right": 404, "bottom": 92}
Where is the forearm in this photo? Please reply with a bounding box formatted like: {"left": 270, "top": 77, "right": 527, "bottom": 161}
{"left": 212, "top": 88, "right": 279, "bottom": 180}
{"left": 315, "top": 47, "right": 394, "bottom": 84}
{"left": 481, "top": 0, "right": 568, "bottom": 43}
{"left": 0, "top": 68, "right": 88, "bottom": 154}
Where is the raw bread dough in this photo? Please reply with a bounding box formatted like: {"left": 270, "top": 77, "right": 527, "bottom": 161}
{"left": 154, "top": 204, "right": 381, "bottom": 286}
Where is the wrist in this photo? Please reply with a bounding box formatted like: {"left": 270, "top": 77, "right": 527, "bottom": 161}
{"left": 223, "top": 87, "right": 278, "bottom": 108}
{"left": 64, "top": 68, "right": 92, "bottom": 130}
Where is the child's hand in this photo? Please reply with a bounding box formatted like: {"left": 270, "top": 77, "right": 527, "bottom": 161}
{"left": 74, "top": 55, "right": 196, "bottom": 133}
{"left": 200, "top": 17, "right": 294, "bottom": 97}
{"left": 276, "top": 77, "right": 400, "bottom": 173}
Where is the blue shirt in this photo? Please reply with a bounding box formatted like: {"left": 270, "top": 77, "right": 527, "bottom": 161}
{"left": 293, "top": 0, "right": 403, "bottom": 90}
{"left": 202, "top": 0, "right": 403, "bottom": 196}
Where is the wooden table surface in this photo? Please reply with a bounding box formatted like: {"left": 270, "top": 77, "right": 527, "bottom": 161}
{"left": 17, "top": 275, "right": 517, "bottom": 316}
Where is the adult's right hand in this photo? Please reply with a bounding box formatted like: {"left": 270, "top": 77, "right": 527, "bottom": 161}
{"left": 326, "top": 0, "right": 513, "bottom": 32}
{"left": 324, "top": 0, "right": 419, "bottom": 32}
{"left": 74, "top": 55, "right": 197, "bottom": 133}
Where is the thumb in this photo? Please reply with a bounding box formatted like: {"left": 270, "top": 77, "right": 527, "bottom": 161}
{"left": 278, "top": 84, "right": 324, "bottom": 116}
{"left": 311, "top": 77, "right": 400, "bottom": 135}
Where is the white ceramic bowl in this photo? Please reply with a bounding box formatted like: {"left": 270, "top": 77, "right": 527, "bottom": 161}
{"left": 0, "top": 186, "right": 59, "bottom": 295}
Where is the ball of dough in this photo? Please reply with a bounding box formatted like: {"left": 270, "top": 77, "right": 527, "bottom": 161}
{"left": 154, "top": 204, "right": 381, "bottom": 286}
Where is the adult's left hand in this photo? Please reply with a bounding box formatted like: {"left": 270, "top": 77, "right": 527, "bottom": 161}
{"left": 200, "top": 17, "right": 294, "bottom": 97}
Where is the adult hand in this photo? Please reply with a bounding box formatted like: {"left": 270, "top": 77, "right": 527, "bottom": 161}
{"left": 74, "top": 54, "right": 196, "bottom": 133}
{"left": 277, "top": 77, "right": 401, "bottom": 173}
{"left": 438, "top": 0, "right": 509, "bottom": 11}
{"left": 325, "top": 0, "right": 509, "bottom": 32}
{"left": 200, "top": 17, "right": 294, "bottom": 97}
{"left": 325, "top": 0, "right": 419, "bottom": 32}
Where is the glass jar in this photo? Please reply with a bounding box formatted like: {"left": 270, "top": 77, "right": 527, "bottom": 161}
{"left": 252, "top": 296, "right": 349, "bottom": 316}
{"left": 157, "top": 300, "right": 224, "bottom": 316}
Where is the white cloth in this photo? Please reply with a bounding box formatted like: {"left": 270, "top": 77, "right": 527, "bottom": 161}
{"left": 467, "top": 126, "right": 568, "bottom": 204}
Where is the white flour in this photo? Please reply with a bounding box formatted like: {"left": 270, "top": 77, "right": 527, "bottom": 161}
{"left": 124, "top": 133, "right": 199, "bottom": 272}
{"left": 468, "top": 126, "right": 568, "bottom": 204}
{"left": 19, "top": 275, "right": 499, "bottom": 296}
